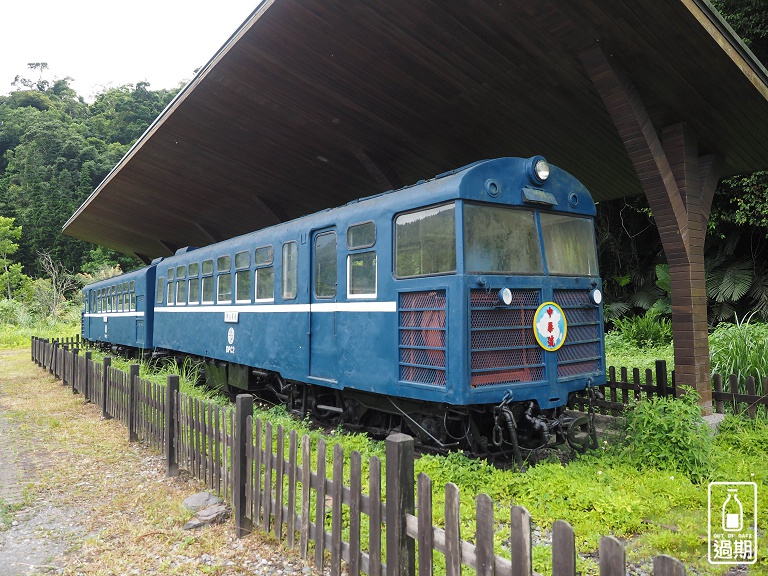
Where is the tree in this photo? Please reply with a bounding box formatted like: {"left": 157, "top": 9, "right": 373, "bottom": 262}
{"left": 0, "top": 216, "right": 23, "bottom": 299}
{"left": 35, "top": 250, "right": 81, "bottom": 319}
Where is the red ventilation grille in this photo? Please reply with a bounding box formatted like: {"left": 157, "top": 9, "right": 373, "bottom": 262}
{"left": 553, "top": 289, "right": 602, "bottom": 379}
{"left": 469, "top": 289, "right": 543, "bottom": 387}
{"left": 399, "top": 290, "right": 447, "bottom": 386}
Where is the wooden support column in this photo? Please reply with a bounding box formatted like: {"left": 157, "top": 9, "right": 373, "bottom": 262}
{"left": 581, "top": 44, "right": 720, "bottom": 412}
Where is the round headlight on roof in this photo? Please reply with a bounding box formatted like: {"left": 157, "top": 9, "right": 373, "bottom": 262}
{"left": 528, "top": 156, "right": 550, "bottom": 185}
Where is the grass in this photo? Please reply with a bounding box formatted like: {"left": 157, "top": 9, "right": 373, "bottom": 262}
{"left": 605, "top": 330, "right": 674, "bottom": 374}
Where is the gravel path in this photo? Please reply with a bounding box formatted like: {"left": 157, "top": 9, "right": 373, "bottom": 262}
{"left": 0, "top": 348, "right": 322, "bottom": 575}
{"left": 0, "top": 412, "right": 84, "bottom": 575}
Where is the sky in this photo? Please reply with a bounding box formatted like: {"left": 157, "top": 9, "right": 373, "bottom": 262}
{"left": 1, "top": 0, "right": 259, "bottom": 101}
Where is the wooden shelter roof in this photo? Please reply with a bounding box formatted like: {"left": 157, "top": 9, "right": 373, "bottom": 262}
{"left": 64, "top": 0, "right": 768, "bottom": 261}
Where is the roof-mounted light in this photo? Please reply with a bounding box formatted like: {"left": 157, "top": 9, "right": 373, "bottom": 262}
{"left": 528, "top": 156, "right": 550, "bottom": 185}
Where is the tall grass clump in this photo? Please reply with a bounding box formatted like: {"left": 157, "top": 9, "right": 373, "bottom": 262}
{"left": 617, "top": 387, "right": 712, "bottom": 483}
{"left": 709, "top": 313, "right": 768, "bottom": 395}
{"left": 612, "top": 308, "right": 673, "bottom": 348}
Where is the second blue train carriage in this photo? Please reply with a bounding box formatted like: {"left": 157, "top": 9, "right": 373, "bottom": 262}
{"left": 81, "top": 266, "right": 156, "bottom": 351}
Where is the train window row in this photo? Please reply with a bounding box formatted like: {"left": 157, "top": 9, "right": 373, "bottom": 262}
{"left": 87, "top": 280, "right": 137, "bottom": 313}
{"left": 157, "top": 222, "right": 378, "bottom": 306}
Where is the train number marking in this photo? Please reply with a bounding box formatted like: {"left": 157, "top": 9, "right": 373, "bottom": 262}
{"left": 226, "top": 327, "right": 235, "bottom": 354}
{"left": 224, "top": 311, "right": 239, "bottom": 323}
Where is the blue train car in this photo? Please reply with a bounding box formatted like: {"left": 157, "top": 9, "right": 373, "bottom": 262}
{"left": 82, "top": 266, "right": 156, "bottom": 351}
{"left": 144, "top": 156, "right": 605, "bottom": 455}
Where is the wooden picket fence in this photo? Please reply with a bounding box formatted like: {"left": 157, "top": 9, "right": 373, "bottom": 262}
{"left": 32, "top": 336, "right": 698, "bottom": 576}
{"left": 569, "top": 359, "right": 767, "bottom": 418}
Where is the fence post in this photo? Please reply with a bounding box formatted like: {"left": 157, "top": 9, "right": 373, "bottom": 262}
{"left": 655, "top": 360, "right": 668, "bottom": 398}
{"left": 49, "top": 340, "right": 56, "bottom": 376}
{"left": 234, "top": 394, "right": 254, "bottom": 538}
{"left": 128, "top": 364, "right": 139, "bottom": 442}
{"left": 386, "top": 433, "right": 415, "bottom": 576}
{"left": 84, "top": 351, "right": 92, "bottom": 401}
{"left": 71, "top": 348, "right": 80, "bottom": 394}
{"left": 61, "top": 344, "right": 69, "bottom": 383}
{"left": 653, "top": 554, "right": 685, "bottom": 576}
{"left": 102, "top": 357, "right": 112, "bottom": 419}
{"left": 166, "top": 375, "right": 180, "bottom": 477}
{"left": 599, "top": 536, "right": 626, "bottom": 576}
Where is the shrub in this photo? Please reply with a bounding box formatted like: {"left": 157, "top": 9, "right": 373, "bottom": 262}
{"left": 0, "top": 298, "right": 30, "bottom": 326}
{"left": 612, "top": 309, "right": 673, "bottom": 348}
{"left": 709, "top": 313, "right": 768, "bottom": 393}
{"left": 618, "top": 387, "right": 712, "bottom": 482}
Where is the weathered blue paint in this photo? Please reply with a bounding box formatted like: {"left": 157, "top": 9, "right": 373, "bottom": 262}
{"left": 81, "top": 266, "right": 156, "bottom": 349}
{"left": 82, "top": 157, "right": 606, "bottom": 410}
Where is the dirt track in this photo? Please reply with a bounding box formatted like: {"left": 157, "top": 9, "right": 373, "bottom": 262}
{"left": 0, "top": 348, "right": 317, "bottom": 575}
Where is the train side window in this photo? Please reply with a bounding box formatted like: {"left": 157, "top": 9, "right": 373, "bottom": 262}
{"left": 176, "top": 280, "right": 187, "bottom": 305}
{"left": 117, "top": 285, "right": 123, "bottom": 312}
{"left": 129, "top": 281, "right": 136, "bottom": 311}
{"left": 255, "top": 245, "right": 273, "bottom": 266}
{"left": 111, "top": 285, "right": 117, "bottom": 312}
{"left": 348, "top": 251, "right": 377, "bottom": 298}
{"left": 347, "top": 221, "right": 376, "bottom": 249}
{"left": 255, "top": 245, "right": 274, "bottom": 302}
{"left": 176, "top": 266, "right": 187, "bottom": 306}
{"left": 314, "top": 232, "right": 337, "bottom": 299}
{"left": 282, "top": 241, "right": 298, "bottom": 300}
{"left": 167, "top": 279, "right": 175, "bottom": 305}
{"left": 188, "top": 263, "right": 200, "bottom": 305}
{"left": 394, "top": 203, "right": 456, "bottom": 278}
{"left": 217, "top": 255, "right": 232, "bottom": 304}
{"left": 201, "top": 259, "right": 214, "bottom": 304}
{"left": 235, "top": 251, "right": 251, "bottom": 303}
{"left": 156, "top": 277, "right": 164, "bottom": 304}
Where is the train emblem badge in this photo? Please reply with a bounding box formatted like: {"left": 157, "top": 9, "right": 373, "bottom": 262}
{"left": 533, "top": 302, "right": 567, "bottom": 351}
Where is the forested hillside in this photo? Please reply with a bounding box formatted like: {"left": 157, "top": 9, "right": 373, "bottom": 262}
{"left": 1, "top": 0, "right": 767, "bottom": 327}
{"left": 0, "top": 72, "right": 177, "bottom": 277}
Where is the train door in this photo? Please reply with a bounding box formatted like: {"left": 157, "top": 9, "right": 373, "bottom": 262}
{"left": 309, "top": 228, "right": 338, "bottom": 381}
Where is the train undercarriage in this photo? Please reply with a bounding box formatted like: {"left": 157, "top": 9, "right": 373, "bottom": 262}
{"left": 91, "top": 342, "right": 599, "bottom": 463}
{"left": 201, "top": 355, "right": 600, "bottom": 463}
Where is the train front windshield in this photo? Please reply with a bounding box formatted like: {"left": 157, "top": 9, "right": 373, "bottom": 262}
{"left": 394, "top": 202, "right": 598, "bottom": 278}
{"left": 464, "top": 203, "right": 597, "bottom": 276}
